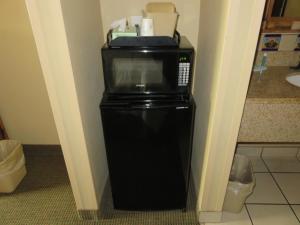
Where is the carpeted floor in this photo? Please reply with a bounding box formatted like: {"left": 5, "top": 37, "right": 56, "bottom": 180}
{"left": 0, "top": 147, "right": 199, "bottom": 225}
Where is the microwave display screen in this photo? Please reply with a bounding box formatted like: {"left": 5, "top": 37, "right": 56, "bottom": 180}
{"left": 112, "top": 58, "right": 164, "bottom": 87}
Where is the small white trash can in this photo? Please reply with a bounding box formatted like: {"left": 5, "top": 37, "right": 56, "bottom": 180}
{"left": 0, "top": 140, "right": 26, "bottom": 193}
{"left": 223, "top": 154, "right": 255, "bottom": 213}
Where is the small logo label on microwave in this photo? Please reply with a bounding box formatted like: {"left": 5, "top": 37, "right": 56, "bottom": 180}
{"left": 136, "top": 84, "right": 145, "bottom": 87}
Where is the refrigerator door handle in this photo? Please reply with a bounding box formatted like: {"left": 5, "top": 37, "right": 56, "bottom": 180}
{"left": 128, "top": 103, "right": 189, "bottom": 110}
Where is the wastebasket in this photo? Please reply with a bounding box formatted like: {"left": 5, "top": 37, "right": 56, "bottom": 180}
{"left": 223, "top": 154, "right": 255, "bottom": 213}
{"left": 0, "top": 140, "right": 26, "bottom": 193}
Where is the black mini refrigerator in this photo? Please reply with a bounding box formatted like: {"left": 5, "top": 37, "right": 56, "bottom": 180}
{"left": 100, "top": 34, "right": 195, "bottom": 210}
{"left": 100, "top": 96, "right": 195, "bottom": 210}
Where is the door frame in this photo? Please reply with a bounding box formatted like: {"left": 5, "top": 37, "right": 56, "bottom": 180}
{"left": 192, "top": 0, "right": 266, "bottom": 222}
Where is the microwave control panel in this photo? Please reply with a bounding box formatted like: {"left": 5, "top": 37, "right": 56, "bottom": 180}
{"left": 178, "top": 55, "right": 191, "bottom": 86}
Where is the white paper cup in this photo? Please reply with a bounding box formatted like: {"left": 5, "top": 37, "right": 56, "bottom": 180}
{"left": 141, "top": 18, "right": 154, "bottom": 36}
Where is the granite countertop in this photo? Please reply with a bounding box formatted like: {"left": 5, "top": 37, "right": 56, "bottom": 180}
{"left": 247, "top": 67, "right": 300, "bottom": 103}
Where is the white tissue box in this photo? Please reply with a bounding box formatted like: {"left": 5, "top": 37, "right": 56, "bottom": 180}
{"left": 112, "top": 27, "right": 137, "bottom": 40}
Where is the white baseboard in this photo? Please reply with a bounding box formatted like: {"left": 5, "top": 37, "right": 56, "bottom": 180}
{"left": 198, "top": 211, "right": 223, "bottom": 223}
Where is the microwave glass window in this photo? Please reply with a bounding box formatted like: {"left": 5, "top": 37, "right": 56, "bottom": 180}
{"left": 112, "top": 58, "right": 164, "bottom": 87}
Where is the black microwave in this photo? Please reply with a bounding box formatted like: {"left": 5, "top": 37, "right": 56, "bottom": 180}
{"left": 101, "top": 36, "right": 194, "bottom": 96}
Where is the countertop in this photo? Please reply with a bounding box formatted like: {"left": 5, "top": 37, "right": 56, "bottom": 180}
{"left": 247, "top": 67, "right": 300, "bottom": 103}
{"left": 238, "top": 66, "right": 300, "bottom": 142}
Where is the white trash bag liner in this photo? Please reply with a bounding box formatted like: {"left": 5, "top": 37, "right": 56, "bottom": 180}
{"left": 223, "top": 154, "right": 255, "bottom": 213}
{"left": 0, "top": 140, "right": 26, "bottom": 193}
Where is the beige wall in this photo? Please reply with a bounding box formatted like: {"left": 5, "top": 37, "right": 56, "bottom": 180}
{"left": 192, "top": 0, "right": 231, "bottom": 211}
{"left": 0, "top": 0, "right": 59, "bottom": 144}
{"left": 192, "top": 0, "right": 265, "bottom": 219}
{"left": 60, "top": 0, "right": 108, "bottom": 206}
{"left": 26, "top": 0, "right": 107, "bottom": 210}
{"left": 99, "top": 0, "right": 200, "bottom": 48}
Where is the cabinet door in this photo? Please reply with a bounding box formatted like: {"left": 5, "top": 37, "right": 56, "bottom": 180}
{"left": 100, "top": 101, "right": 194, "bottom": 210}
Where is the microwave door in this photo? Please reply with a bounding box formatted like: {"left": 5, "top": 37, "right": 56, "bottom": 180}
{"left": 102, "top": 49, "right": 193, "bottom": 94}
{"left": 114, "top": 61, "right": 164, "bottom": 92}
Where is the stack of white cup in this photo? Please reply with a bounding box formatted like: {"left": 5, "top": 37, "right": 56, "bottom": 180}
{"left": 140, "top": 18, "right": 154, "bottom": 36}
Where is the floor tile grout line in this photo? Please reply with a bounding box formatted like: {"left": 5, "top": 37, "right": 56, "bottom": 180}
{"left": 254, "top": 171, "right": 300, "bottom": 174}
{"left": 250, "top": 147, "right": 300, "bottom": 222}
{"left": 246, "top": 203, "right": 300, "bottom": 224}
{"left": 261, "top": 157, "right": 290, "bottom": 205}
{"left": 248, "top": 159, "right": 287, "bottom": 205}
{"left": 253, "top": 172, "right": 270, "bottom": 174}
{"left": 246, "top": 203, "right": 290, "bottom": 205}
{"left": 246, "top": 203, "right": 300, "bottom": 206}
{"left": 289, "top": 205, "right": 300, "bottom": 223}
{"left": 259, "top": 151, "right": 270, "bottom": 172}
{"left": 259, "top": 146, "right": 263, "bottom": 159}
{"left": 260, "top": 153, "right": 300, "bottom": 173}
{"left": 269, "top": 175, "right": 295, "bottom": 206}
{"left": 244, "top": 204, "right": 254, "bottom": 225}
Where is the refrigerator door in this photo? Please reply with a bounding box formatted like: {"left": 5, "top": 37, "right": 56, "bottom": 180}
{"left": 100, "top": 99, "right": 195, "bottom": 210}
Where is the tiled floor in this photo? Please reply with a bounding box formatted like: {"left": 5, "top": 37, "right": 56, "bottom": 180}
{"left": 206, "top": 150, "right": 300, "bottom": 225}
